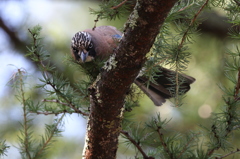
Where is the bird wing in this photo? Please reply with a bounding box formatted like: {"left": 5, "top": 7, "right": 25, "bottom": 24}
{"left": 135, "top": 67, "right": 195, "bottom": 106}
{"left": 84, "top": 26, "right": 122, "bottom": 59}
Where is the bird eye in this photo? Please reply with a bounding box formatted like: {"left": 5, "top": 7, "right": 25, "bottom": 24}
{"left": 72, "top": 47, "right": 79, "bottom": 57}
{"left": 89, "top": 43, "right": 93, "bottom": 48}
{"left": 87, "top": 43, "right": 93, "bottom": 51}
{"left": 73, "top": 48, "right": 78, "bottom": 53}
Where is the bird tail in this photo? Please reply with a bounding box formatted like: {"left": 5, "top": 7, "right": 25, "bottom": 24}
{"left": 134, "top": 67, "right": 195, "bottom": 106}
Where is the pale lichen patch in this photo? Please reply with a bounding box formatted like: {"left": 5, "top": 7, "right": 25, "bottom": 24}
{"left": 103, "top": 53, "right": 118, "bottom": 71}
{"left": 124, "top": 1, "right": 140, "bottom": 30}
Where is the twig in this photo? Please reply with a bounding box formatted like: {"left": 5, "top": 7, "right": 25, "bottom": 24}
{"left": 92, "top": 14, "right": 101, "bottom": 30}
{"left": 207, "top": 124, "right": 220, "bottom": 156}
{"left": 177, "top": 2, "right": 194, "bottom": 12}
{"left": 120, "top": 130, "right": 153, "bottom": 159}
{"left": 144, "top": 56, "right": 170, "bottom": 73}
{"left": 42, "top": 99, "right": 89, "bottom": 116}
{"left": 234, "top": 68, "right": 240, "bottom": 100}
{"left": 216, "top": 148, "right": 240, "bottom": 159}
{"left": 110, "top": 0, "right": 128, "bottom": 10}
{"left": 92, "top": 0, "right": 128, "bottom": 30}
{"left": 234, "top": 0, "right": 240, "bottom": 6}
{"left": 0, "top": 16, "right": 26, "bottom": 50}
{"left": 35, "top": 114, "right": 65, "bottom": 157}
{"left": 174, "top": 0, "right": 209, "bottom": 106}
{"left": 28, "top": 29, "right": 89, "bottom": 117}
{"left": 18, "top": 69, "right": 32, "bottom": 159}
{"left": 177, "top": 133, "right": 200, "bottom": 158}
{"left": 28, "top": 28, "right": 50, "bottom": 79}
{"left": 178, "top": 0, "right": 209, "bottom": 50}
{"left": 156, "top": 126, "right": 173, "bottom": 159}
{"left": 31, "top": 110, "right": 79, "bottom": 116}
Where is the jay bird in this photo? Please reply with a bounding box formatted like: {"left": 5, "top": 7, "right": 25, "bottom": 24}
{"left": 71, "top": 26, "right": 195, "bottom": 106}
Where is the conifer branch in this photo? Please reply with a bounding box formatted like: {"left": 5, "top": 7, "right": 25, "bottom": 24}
{"left": 234, "top": 68, "right": 240, "bottom": 100}
{"left": 177, "top": 133, "right": 199, "bottom": 158}
{"left": 45, "top": 81, "right": 85, "bottom": 115}
{"left": 177, "top": 2, "right": 194, "bottom": 12}
{"left": 28, "top": 28, "right": 50, "bottom": 79}
{"left": 156, "top": 126, "right": 173, "bottom": 159}
{"left": 17, "top": 68, "right": 32, "bottom": 159}
{"left": 178, "top": 0, "right": 209, "bottom": 50}
{"left": 110, "top": 0, "right": 128, "bottom": 10}
{"left": 174, "top": 0, "right": 209, "bottom": 106}
{"left": 234, "top": 0, "right": 240, "bottom": 6}
{"left": 207, "top": 124, "right": 219, "bottom": 156}
{"left": 0, "top": 140, "right": 9, "bottom": 157}
{"left": 28, "top": 27, "right": 87, "bottom": 116}
{"left": 120, "top": 130, "right": 151, "bottom": 159}
{"left": 34, "top": 114, "right": 64, "bottom": 157}
{"left": 207, "top": 47, "right": 240, "bottom": 157}
{"left": 33, "top": 111, "right": 79, "bottom": 116}
{"left": 42, "top": 99, "right": 89, "bottom": 116}
{"left": 216, "top": 148, "right": 240, "bottom": 159}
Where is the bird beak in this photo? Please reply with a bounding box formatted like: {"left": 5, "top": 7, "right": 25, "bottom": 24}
{"left": 80, "top": 51, "right": 88, "bottom": 62}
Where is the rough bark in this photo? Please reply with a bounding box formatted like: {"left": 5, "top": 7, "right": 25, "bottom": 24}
{"left": 84, "top": 0, "right": 178, "bottom": 158}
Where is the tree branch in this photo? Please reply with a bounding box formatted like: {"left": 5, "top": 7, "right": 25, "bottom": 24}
{"left": 156, "top": 126, "right": 172, "bottom": 158}
{"left": 42, "top": 99, "right": 89, "bottom": 116}
{"left": 216, "top": 148, "right": 240, "bottom": 159}
{"left": 120, "top": 130, "right": 151, "bottom": 159}
{"left": 110, "top": 0, "right": 128, "bottom": 9}
{"left": 0, "top": 16, "right": 27, "bottom": 51}
{"left": 234, "top": 68, "right": 240, "bottom": 100}
{"left": 84, "top": 0, "right": 178, "bottom": 158}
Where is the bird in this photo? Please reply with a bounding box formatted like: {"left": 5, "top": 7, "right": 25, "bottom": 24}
{"left": 71, "top": 26, "right": 195, "bottom": 106}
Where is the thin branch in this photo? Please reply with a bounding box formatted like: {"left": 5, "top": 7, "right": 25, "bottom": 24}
{"left": 110, "top": 0, "right": 128, "bottom": 9}
{"left": 32, "top": 110, "right": 79, "bottom": 116}
{"left": 177, "top": 2, "right": 194, "bottom": 12}
{"left": 0, "top": 16, "right": 27, "bottom": 51}
{"left": 28, "top": 29, "right": 88, "bottom": 116}
{"left": 234, "top": 68, "right": 240, "bottom": 100}
{"left": 42, "top": 99, "right": 89, "bottom": 116}
{"left": 207, "top": 124, "right": 220, "bottom": 156}
{"left": 18, "top": 69, "right": 32, "bottom": 159}
{"left": 174, "top": 0, "right": 209, "bottom": 106}
{"left": 92, "top": 0, "right": 128, "bottom": 30}
{"left": 28, "top": 28, "right": 50, "bottom": 79}
{"left": 35, "top": 114, "right": 64, "bottom": 157}
{"left": 156, "top": 126, "right": 173, "bottom": 159}
{"left": 216, "top": 148, "right": 240, "bottom": 159}
{"left": 120, "top": 130, "right": 152, "bottom": 159}
{"left": 234, "top": 0, "right": 240, "bottom": 6}
{"left": 178, "top": 0, "right": 209, "bottom": 50}
{"left": 177, "top": 133, "right": 199, "bottom": 158}
{"left": 92, "top": 14, "right": 101, "bottom": 30}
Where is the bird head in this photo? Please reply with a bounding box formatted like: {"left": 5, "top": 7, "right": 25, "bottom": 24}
{"left": 71, "top": 31, "right": 96, "bottom": 62}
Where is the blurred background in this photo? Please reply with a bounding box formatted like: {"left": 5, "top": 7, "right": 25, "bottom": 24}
{"left": 0, "top": 0, "right": 239, "bottom": 158}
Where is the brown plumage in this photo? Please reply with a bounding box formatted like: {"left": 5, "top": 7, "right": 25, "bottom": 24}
{"left": 83, "top": 26, "right": 122, "bottom": 59}
{"left": 71, "top": 26, "right": 195, "bottom": 106}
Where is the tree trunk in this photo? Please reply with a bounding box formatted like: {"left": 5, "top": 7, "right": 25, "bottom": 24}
{"left": 84, "top": 0, "right": 177, "bottom": 158}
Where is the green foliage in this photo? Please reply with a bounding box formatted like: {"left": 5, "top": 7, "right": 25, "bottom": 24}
{"left": 119, "top": 1, "right": 240, "bottom": 159}
{"left": 5, "top": 25, "right": 93, "bottom": 158}
{"left": 8, "top": 68, "right": 64, "bottom": 159}
{"left": 90, "top": 0, "right": 131, "bottom": 21}
{"left": 4, "top": 0, "right": 240, "bottom": 159}
{"left": 25, "top": 26, "right": 90, "bottom": 116}
{"left": 0, "top": 140, "right": 9, "bottom": 157}
{"left": 143, "top": 0, "right": 206, "bottom": 106}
